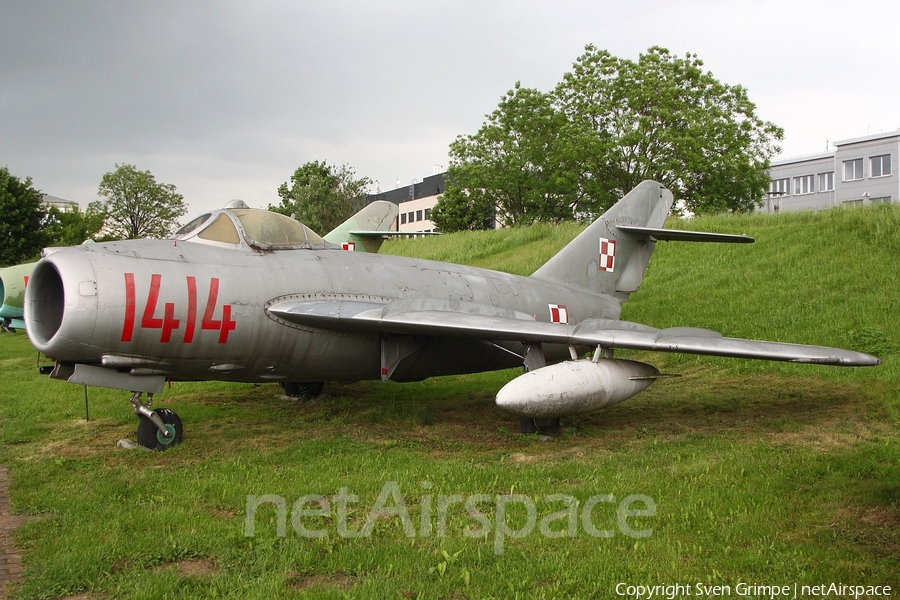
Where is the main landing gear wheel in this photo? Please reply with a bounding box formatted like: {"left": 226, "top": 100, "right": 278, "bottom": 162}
{"left": 137, "top": 408, "right": 184, "bottom": 451}
{"left": 281, "top": 382, "right": 324, "bottom": 400}
{"left": 519, "top": 417, "right": 562, "bottom": 436}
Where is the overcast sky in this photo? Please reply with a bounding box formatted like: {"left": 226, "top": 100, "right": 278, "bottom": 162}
{"left": 2, "top": 0, "right": 898, "bottom": 219}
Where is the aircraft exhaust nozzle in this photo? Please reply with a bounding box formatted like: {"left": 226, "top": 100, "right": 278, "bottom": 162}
{"left": 495, "top": 359, "right": 660, "bottom": 419}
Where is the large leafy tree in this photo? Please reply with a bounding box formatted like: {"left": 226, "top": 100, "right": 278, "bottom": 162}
{"left": 0, "top": 166, "right": 46, "bottom": 266}
{"left": 269, "top": 161, "right": 371, "bottom": 234}
{"left": 556, "top": 45, "right": 782, "bottom": 216}
{"left": 96, "top": 164, "right": 187, "bottom": 239}
{"left": 433, "top": 84, "right": 576, "bottom": 231}
{"left": 436, "top": 45, "right": 782, "bottom": 230}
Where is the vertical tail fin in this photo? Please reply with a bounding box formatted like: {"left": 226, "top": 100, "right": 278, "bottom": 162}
{"left": 530, "top": 180, "right": 673, "bottom": 300}
{"left": 323, "top": 201, "right": 399, "bottom": 253}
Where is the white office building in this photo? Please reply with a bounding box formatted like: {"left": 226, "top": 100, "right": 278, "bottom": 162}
{"left": 766, "top": 130, "right": 899, "bottom": 213}
{"left": 41, "top": 194, "right": 78, "bottom": 213}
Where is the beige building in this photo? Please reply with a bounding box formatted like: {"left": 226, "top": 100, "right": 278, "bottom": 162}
{"left": 365, "top": 172, "right": 445, "bottom": 232}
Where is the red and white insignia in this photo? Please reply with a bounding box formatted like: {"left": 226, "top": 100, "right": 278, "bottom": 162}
{"left": 549, "top": 304, "right": 569, "bottom": 324}
{"left": 599, "top": 237, "right": 616, "bottom": 272}
{"left": 342, "top": 242, "right": 356, "bottom": 251}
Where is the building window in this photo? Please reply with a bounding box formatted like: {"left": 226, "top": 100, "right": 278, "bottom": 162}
{"left": 870, "top": 196, "right": 892, "bottom": 204}
{"left": 400, "top": 213, "right": 407, "bottom": 225}
{"left": 770, "top": 178, "right": 790, "bottom": 196}
{"left": 871, "top": 154, "right": 891, "bottom": 178}
{"left": 424, "top": 208, "right": 431, "bottom": 220}
{"left": 843, "top": 199, "right": 864, "bottom": 206}
{"left": 817, "top": 172, "right": 834, "bottom": 192}
{"left": 416, "top": 210, "right": 423, "bottom": 222}
{"left": 407, "top": 212, "right": 414, "bottom": 223}
{"left": 843, "top": 158, "right": 864, "bottom": 181}
{"left": 793, "top": 175, "right": 815, "bottom": 195}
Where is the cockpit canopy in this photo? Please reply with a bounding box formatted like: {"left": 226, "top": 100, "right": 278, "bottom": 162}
{"left": 173, "top": 207, "right": 332, "bottom": 251}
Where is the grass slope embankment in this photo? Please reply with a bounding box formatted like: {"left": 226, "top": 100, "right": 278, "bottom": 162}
{"left": 0, "top": 205, "right": 897, "bottom": 599}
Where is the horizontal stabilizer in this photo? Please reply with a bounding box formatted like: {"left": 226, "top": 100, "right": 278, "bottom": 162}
{"left": 616, "top": 225, "right": 753, "bottom": 243}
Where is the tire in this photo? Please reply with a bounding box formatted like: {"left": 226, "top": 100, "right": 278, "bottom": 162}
{"left": 137, "top": 408, "right": 184, "bottom": 451}
{"left": 520, "top": 417, "right": 561, "bottom": 435}
{"left": 533, "top": 418, "right": 561, "bottom": 436}
{"left": 281, "top": 382, "right": 325, "bottom": 400}
{"left": 519, "top": 417, "right": 538, "bottom": 434}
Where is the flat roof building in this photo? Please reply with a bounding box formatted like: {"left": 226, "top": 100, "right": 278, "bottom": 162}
{"left": 365, "top": 172, "right": 446, "bottom": 233}
{"left": 41, "top": 194, "right": 78, "bottom": 213}
{"left": 767, "top": 130, "right": 899, "bottom": 213}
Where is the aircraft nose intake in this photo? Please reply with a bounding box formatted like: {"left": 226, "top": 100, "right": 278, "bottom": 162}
{"left": 26, "top": 260, "right": 66, "bottom": 347}
{"left": 25, "top": 249, "right": 97, "bottom": 357}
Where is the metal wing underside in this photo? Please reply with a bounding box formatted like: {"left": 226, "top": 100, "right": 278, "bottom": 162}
{"left": 349, "top": 230, "right": 441, "bottom": 237}
{"left": 615, "top": 225, "right": 754, "bottom": 243}
{"left": 266, "top": 299, "right": 881, "bottom": 367}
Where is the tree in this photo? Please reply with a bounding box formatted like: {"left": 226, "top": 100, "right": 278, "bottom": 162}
{"left": 43, "top": 203, "right": 106, "bottom": 247}
{"left": 0, "top": 166, "right": 46, "bottom": 266}
{"left": 440, "top": 46, "right": 783, "bottom": 226}
{"left": 433, "top": 84, "right": 577, "bottom": 232}
{"left": 96, "top": 164, "right": 187, "bottom": 239}
{"left": 555, "top": 45, "right": 782, "bottom": 215}
{"left": 269, "top": 161, "right": 372, "bottom": 234}
{"left": 429, "top": 182, "right": 495, "bottom": 232}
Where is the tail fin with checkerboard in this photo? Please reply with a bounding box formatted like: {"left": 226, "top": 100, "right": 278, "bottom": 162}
{"left": 530, "top": 181, "right": 753, "bottom": 301}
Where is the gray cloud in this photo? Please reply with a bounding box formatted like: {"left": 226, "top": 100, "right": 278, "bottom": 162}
{"left": 2, "top": 0, "right": 898, "bottom": 220}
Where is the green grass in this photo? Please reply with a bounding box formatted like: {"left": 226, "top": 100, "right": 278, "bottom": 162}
{"left": 382, "top": 221, "right": 585, "bottom": 276}
{"left": 1, "top": 205, "right": 898, "bottom": 598}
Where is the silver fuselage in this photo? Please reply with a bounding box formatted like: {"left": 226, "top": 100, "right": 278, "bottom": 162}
{"left": 27, "top": 240, "right": 620, "bottom": 384}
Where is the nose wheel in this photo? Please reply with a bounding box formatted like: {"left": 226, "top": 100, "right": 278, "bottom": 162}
{"left": 130, "top": 392, "right": 183, "bottom": 451}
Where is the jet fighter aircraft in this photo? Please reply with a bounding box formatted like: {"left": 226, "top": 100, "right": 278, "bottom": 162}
{"left": 0, "top": 261, "right": 34, "bottom": 331}
{"left": 25, "top": 181, "right": 880, "bottom": 449}
{"left": 1, "top": 200, "right": 399, "bottom": 336}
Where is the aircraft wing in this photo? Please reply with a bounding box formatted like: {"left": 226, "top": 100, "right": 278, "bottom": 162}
{"left": 570, "top": 319, "right": 880, "bottom": 365}
{"left": 267, "top": 300, "right": 880, "bottom": 367}
{"left": 349, "top": 230, "right": 441, "bottom": 238}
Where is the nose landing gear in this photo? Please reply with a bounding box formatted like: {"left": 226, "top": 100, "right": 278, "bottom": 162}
{"left": 130, "top": 392, "right": 183, "bottom": 451}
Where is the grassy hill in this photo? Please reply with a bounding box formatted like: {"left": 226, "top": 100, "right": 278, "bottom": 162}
{"left": 0, "top": 205, "right": 897, "bottom": 598}
{"left": 384, "top": 205, "right": 899, "bottom": 381}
